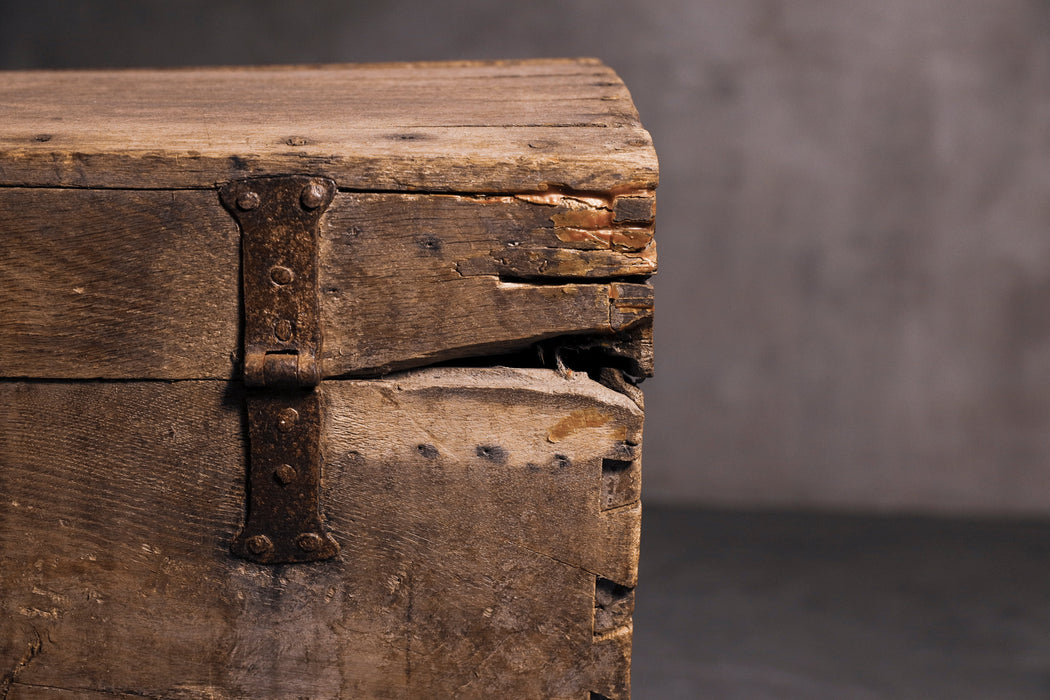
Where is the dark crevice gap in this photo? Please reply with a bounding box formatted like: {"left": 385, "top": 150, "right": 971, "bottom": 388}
{"left": 1, "top": 333, "right": 646, "bottom": 389}
{"left": 416, "top": 336, "right": 648, "bottom": 404}
{"left": 497, "top": 273, "right": 653, "bottom": 286}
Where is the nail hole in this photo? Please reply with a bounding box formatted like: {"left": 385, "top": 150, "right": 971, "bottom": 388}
{"left": 475, "top": 445, "right": 508, "bottom": 464}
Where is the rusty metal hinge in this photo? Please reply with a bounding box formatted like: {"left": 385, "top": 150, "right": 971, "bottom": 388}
{"left": 220, "top": 176, "right": 339, "bottom": 564}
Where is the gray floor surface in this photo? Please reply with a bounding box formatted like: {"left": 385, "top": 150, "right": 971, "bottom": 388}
{"left": 633, "top": 506, "right": 1050, "bottom": 699}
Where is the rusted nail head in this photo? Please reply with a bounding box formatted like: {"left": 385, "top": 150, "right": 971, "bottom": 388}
{"left": 300, "top": 182, "right": 327, "bottom": 209}
{"left": 274, "top": 318, "right": 294, "bottom": 342}
{"left": 277, "top": 407, "right": 299, "bottom": 432}
{"left": 270, "top": 265, "right": 295, "bottom": 285}
{"left": 236, "top": 191, "right": 260, "bottom": 211}
{"left": 274, "top": 464, "right": 297, "bottom": 485}
{"left": 247, "top": 534, "right": 273, "bottom": 555}
{"left": 297, "top": 532, "right": 323, "bottom": 552}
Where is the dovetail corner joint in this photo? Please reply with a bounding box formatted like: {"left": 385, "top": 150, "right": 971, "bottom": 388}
{"left": 221, "top": 175, "right": 339, "bottom": 564}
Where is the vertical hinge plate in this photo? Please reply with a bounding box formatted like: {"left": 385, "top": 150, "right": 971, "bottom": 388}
{"left": 221, "top": 176, "right": 332, "bottom": 388}
{"left": 221, "top": 175, "right": 339, "bottom": 564}
{"left": 233, "top": 388, "right": 338, "bottom": 563}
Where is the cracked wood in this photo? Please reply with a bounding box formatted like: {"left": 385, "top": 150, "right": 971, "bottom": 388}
{"left": 0, "top": 368, "right": 641, "bottom": 699}
{"left": 0, "top": 188, "right": 654, "bottom": 379}
{"left": 320, "top": 192, "right": 654, "bottom": 376}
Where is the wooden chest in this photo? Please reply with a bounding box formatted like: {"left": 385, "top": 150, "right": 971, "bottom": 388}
{"left": 0, "top": 59, "right": 657, "bottom": 699}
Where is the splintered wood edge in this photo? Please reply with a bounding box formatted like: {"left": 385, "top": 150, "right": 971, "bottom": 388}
{"left": 318, "top": 190, "right": 655, "bottom": 378}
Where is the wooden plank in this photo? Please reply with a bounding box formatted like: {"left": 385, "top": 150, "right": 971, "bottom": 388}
{"left": 7, "top": 685, "right": 148, "bottom": 699}
{"left": 0, "top": 188, "right": 241, "bottom": 380}
{"left": 320, "top": 193, "right": 655, "bottom": 376}
{"left": 0, "top": 60, "right": 658, "bottom": 192}
{"left": 0, "top": 369, "right": 642, "bottom": 699}
{"left": 0, "top": 189, "right": 654, "bottom": 379}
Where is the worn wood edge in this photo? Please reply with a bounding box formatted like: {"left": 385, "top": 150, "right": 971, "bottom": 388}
{"left": 0, "top": 145, "right": 658, "bottom": 193}
{"left": 591, "top": 625, "right": 634, "bottom": 700}
{"left": 347, "top": 367, "right": 644, "bottom": 436}
{"left": 0, "top": 57, "right": 612, "bottom": 78}
{"left": 340, "top": 366, "right": 644, "bottom": 585}
{"left": 0, "top": 59, "right": 658, "bottom": 192}
{"left": 358, "top": 365, "right": 643, "bottom": 413}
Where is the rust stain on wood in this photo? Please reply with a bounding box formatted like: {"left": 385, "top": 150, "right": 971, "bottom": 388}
{"left": 547, "top": 407, "right": 612, "bottom": 443}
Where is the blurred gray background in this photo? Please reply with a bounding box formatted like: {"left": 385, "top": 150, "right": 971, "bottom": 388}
{"left": 6, "top": 0, "right": 1047, "bottom": 517}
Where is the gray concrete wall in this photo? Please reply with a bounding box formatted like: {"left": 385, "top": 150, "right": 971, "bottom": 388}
{"left": 4, "top": 0, "right": 1050, "bottom": 514}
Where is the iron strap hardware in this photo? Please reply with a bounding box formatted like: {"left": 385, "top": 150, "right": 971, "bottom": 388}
{"left": 220, "top": 175, "right": 340, "bottom": 564}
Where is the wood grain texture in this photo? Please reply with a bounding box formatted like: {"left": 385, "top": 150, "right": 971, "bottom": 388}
{"left": 320, "top": 192, "right": 655, "bottom": 376}
{"left": 0, "top": 60, "right": 657, "bottom": 193}
{"left": 0, "top": 187, "right": 241, "bottom": 379}
{"left": 0, "top": 368, "right": 642, "bottom": 699}
{"left": 0, "top": 188, "right": 653, "bottom": 379}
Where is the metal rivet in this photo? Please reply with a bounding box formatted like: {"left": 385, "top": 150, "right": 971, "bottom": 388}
{"left": 274, "top": 464, "right": 297, "bottom": 485}
{"left": 300, "top": 182, "right": 327, "bottom": 209}
{"left": 236, "top": 191, "right": 260, "bottom": 211}
{"left": 297, "top": 533, "right": 323, "bottom": 552}
{"left": 274, "top": 318, "right": 294, "bottom": 342}
{"left": 277, "top": 408, "right": 299, "bottom": 432}
{"left": 270, "top": 265, "right": 295, "bottom": 285}
{"left": 247, "top": 534, "right": 273, "bottom": 555}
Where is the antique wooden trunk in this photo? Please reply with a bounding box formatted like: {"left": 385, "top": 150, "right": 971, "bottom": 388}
{"left": 0, "top": 59, "right": 657, "bottom": 699}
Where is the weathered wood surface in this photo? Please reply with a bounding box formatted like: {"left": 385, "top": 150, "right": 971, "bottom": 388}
{"left": 0, "top": 188, "right": 241, "bottom": 379}
{"left": 0, "top": 368, "right": 642, "bottom": 699}
{"left": 321, "top": 192, "right": 654, "bottom": 376}
{"left": 0, "top": 188, "right": 654, "bottom": 379}
{"left": 0, "top": 60, "right": 657, "bottom": 192}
